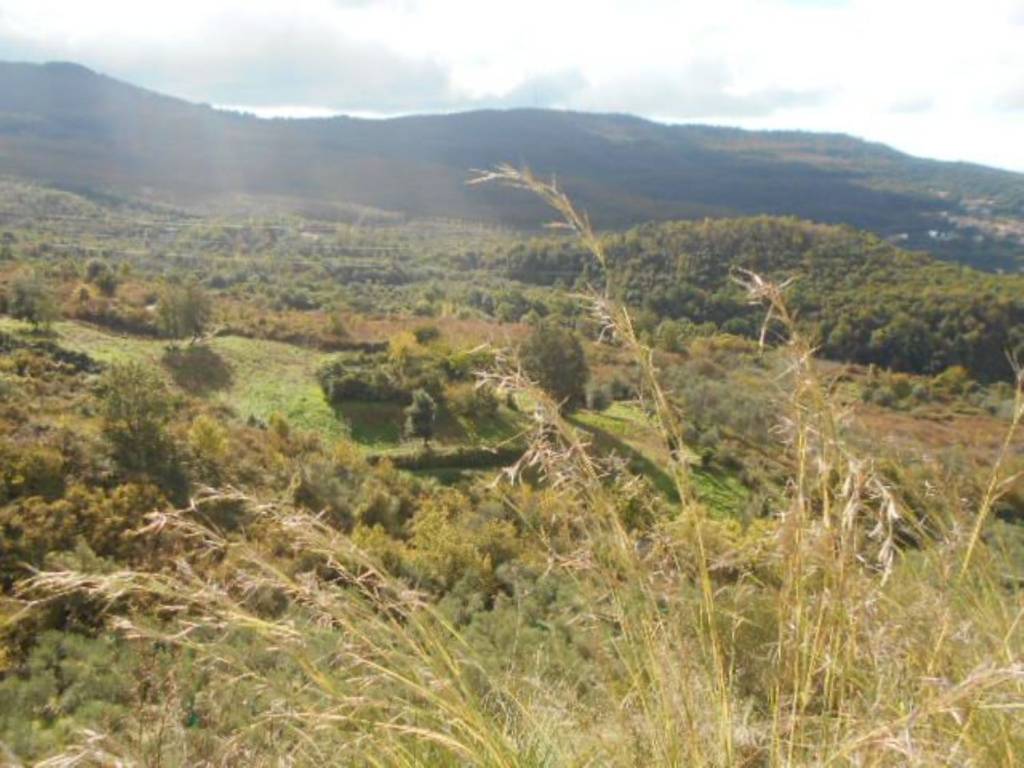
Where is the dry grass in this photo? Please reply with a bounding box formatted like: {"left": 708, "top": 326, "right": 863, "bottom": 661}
{"left": 11, "top": 167, "right": 1024, "bottom": 766}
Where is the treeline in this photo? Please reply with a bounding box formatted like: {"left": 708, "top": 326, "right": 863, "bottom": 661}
{"left": 495, "top": 217, "right": 1024, "bottom": 381}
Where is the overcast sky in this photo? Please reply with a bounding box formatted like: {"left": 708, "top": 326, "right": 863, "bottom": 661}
{"left": 1, "top": 0, "right": 1022, "bottom": 171}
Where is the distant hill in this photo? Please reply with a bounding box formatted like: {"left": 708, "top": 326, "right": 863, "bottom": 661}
{"left": 1, "top": 61, "right": 1022, "bottom": 269}
{"left": 493, "top": 216, "right": 1024, "bottom": 380}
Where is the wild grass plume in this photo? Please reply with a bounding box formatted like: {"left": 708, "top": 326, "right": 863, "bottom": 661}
{"left": 5, "top": 168, "right": 1022, "bottom": 767}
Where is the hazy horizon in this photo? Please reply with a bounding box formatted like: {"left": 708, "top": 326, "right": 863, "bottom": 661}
{"left": 1, "top": 0, "right": 1022, "bottom": 173}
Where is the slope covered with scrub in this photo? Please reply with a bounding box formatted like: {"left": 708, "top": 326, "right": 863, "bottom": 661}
{"left": 0, "top": 167, "right": 1021, "bottom": 766}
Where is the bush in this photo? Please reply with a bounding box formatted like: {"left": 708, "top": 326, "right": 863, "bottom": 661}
{"left": 585, "top": 383, "right": 612, "bottom": 411}
{"left": 0, "top": 482, "right": 166, "bottom": 587}
{"left": 519, "top": 320, "right": 589, "bottom": 412}
{"left": 447, "top": 382, "right": 500, "bottom": 419}
{"left": 318, "top": 354, "right": 407, "bottom": 404}
{"left": 85, "top": 259, "right": 119, "bottom": 296}
{"left": 97, "top": 362, "right": 176, "bottom": 478}
{"left": 413, "top": 324, "right": 440, "bottom": 344}
{"left": 0, "top": 444, "right": 65, "bottom": 502}
{"left": 607, "top": 375, "right": 637, "bottom": 401}
{"left": 8, "top": 271, "right": 58, "bottom": 330}
{"left": 404, "top": 389, "right": 436, "bottom": 445}
{"left": 188, "top": 415, "right": 230, "bottom": 482}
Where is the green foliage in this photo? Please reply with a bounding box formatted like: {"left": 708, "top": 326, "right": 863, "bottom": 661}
{"left": 519, "top": 320, "right": 589, "bottom": 412}
{"left": 504, "top": 217, "right": 1024, "bottom": 380}
{"left": 187, "top": 414, "right": 230, "bottom": 482}
{"left": 447, "top": 381, "right": 499, "bottom": 420}
{"left": 318, "top": 345, "right": 462, "bottom": 411}
{"left": 0, "top": 443, "right": 65, "bottom": 503}
{"left": 155, "top": 280, "right": 212, "bottom": 343}
{"left": 97, "top": 361, "right": 176, "bottom": 477}
{"left": 412, "top": 324, "right": 441, "bottom": 344}
{"left": 406, "top": 490, "right": 520, "bottom": 592}
{"left": 8, "top": 271, "right": 58, "bottom": 330}
{"left": 317, "top": 353, "right": 407, "bottom": 404}
{"left": 0, "top": 483, "right": 165, "bottom": 588}
{"left": 404, "top": 388, "right": 436, "bottom": 445}
{"left": 85, "top": 258, "right": 119, "bottom": 296}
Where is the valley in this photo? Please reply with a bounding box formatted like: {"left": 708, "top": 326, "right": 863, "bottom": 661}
{"left": 0, "top": 63, "right": 1022, "bottom": 766}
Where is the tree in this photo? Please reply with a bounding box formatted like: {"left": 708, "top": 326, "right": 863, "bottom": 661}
{"left": 156, "top": 280, "right": 212, "bottom": 344}
{"left": 98, "top": 361, "right": 173, "bottom": 475}
{"left": 519, "top": 320, "right": 589, "bottom": 412}
{"left": 9, "top": 271, "right": 58, "bottom": 331}
{"left": 404, "top": 389, "right": 436, "bottom": 446}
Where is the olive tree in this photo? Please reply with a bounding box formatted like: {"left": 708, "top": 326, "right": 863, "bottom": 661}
{"left": 519, "top": 320, "right": 589, "bottom": 412}
{"left": 156, "top": 280, "right": 212, "bottom": 344}
{"left": 9, "top": 271, "right": 59, "bottom": 331}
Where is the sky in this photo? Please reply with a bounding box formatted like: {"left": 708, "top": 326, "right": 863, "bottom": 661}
{"left": 0, "top": 0, "right": 1022, "bottom": 171}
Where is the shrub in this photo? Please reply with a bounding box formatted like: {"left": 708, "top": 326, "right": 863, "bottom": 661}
{"left": 932, "top": 365, "right": 973, "bottom": 398}
{"left": 408, "top": 490, "right": 520, "bottom": 592}
{"left": 448, "top": 382, "right": 500, "bottom": 419}
{"left": 585, "top": 383, "right": 612, "bottom": 411}
{"left": 404, "top": 389, "right": 436, "bottom": 445}
{"left": 188, "top": 415, "right": 230, "bottom": 482}
{"left": 607, "top": 374, "right": 637, "bottom": 401}
{"left": 0, "top": 482, "right": 166, "bottom": 587}
{"left": 97, "top": 362, "right": 175, "bottom": 476}
{"left": 318, "top": 354, "right": 407, "bottom": 404}
{"left": 519, "top": 320, "right": 589, "bottom": 412}
{"left": 0, "top": 444, "right": 65, "bottom": 502}
{"left": 413, "top": 324, "right": 440, "bottom": 344}
{"left": 85, "top": 259, "right": 119, "bottom": 296}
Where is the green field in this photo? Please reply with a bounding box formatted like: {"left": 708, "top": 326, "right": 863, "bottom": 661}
{"left": 1, "top": 318, "right": 526, "bottom": 457}
{"left": 1, "top": 320, "right": 745, "bottom": 504}
{"left": 572, "top": 401, "right": 748, "bottom": 516}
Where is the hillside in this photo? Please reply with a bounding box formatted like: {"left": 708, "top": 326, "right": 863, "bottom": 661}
{"left": 497, "top": 216, "right": 1024, "bottom": 380}
{"left": 1, "top": 61, "right": 1023, "bottom": 269}
{"left": 1, "top": 150, "right": 1023, "bottom": 765}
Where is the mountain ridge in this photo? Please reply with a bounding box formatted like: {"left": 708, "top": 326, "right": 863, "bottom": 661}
{"left": 1, "top": 60, "right": 1022, "bottom": 269}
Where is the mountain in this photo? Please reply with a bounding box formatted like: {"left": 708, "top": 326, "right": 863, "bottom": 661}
{"left": 1, "top": 61, "right": 1023, "bottom": 269}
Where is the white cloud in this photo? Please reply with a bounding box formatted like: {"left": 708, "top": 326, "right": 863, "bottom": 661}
{"left": 0, "top": 0, "right": 1022, "bottom": 170}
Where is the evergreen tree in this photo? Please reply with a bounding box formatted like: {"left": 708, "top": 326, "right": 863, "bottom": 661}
{"left": 404, "top": 388, "right": 436, "bottom": 446}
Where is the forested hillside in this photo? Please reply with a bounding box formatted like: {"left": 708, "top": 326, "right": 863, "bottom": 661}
{"left": 1, "top": 61, "right": 1023, "bottom": 269}
{"left": 498, "top": 217, "right": 1024, "bottom": 380}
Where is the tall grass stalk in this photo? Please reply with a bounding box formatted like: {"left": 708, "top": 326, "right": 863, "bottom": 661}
{"left": 12, "top": 168, "right": 1024, "bottom": 766}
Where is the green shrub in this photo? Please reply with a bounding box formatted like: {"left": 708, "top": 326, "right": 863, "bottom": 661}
{"left": 447, "top": 382, "right": 499, "bottom": 419}
{"left": 519, "top": 320, "right": 589, "bottom": 412}
{"left": 404, "top": 389, "right": 436, "bottom": 445}
{"left": 318, "top": 354, "right": 407, "bottom": 403}
{"left": 0, "top": 444, "right": 65, "bottom": 502}
{"left": 412, "top": 324, "right": 440, "bottom": 344}
{"left": 97, "top": 362, "right": 176, "bottom": 479}
{"left": 585, "top": 383, "right": 612, "bottom": 411}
